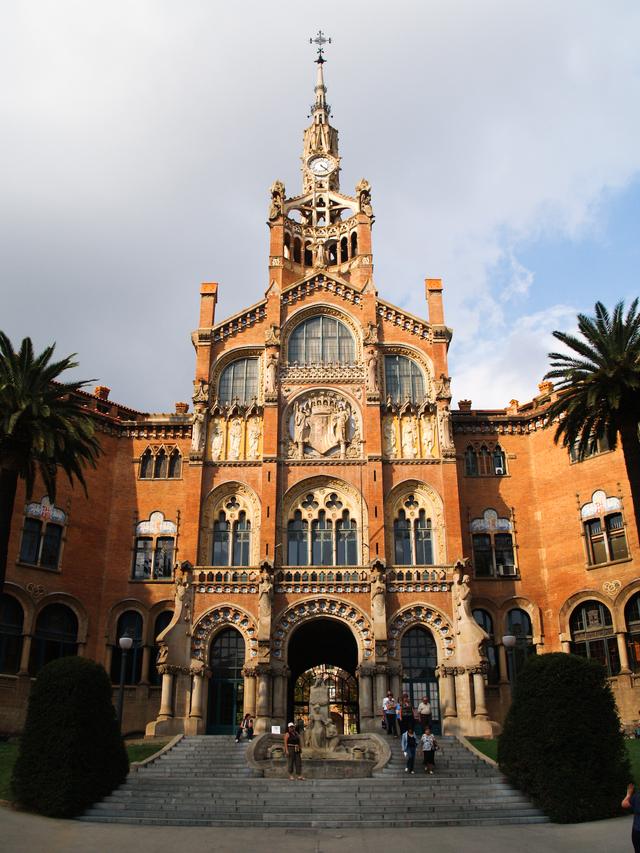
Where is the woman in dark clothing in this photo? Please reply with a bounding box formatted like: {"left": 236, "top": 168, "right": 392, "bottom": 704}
{"left": 399, "top": 693, "right": 414, "bottom": 734}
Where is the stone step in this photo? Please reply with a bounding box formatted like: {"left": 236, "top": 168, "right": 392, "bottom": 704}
{"left": 79, "top": 815, "right": 549, "bottom": 828}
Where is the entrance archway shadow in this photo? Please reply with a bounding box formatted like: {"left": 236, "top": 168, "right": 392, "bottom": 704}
{"left": 287, "top": 618, "right": 358, "bottom": 726}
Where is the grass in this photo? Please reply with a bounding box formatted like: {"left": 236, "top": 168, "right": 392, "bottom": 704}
{"left": 468, "top": 738, "right": 498, "bottom": 762}
{"left": 0, "top": 740, "right": 168, "bottom": 802}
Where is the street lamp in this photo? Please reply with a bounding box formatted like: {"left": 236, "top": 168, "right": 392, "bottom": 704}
{"left": 502, "top": 634, "right": 517, "bottom": 693}
{"left": 116, "top": 634, "right": 134, "bottom": 730}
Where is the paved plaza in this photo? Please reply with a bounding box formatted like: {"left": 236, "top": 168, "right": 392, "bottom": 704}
{"left": 0, "top": 806, "right": 632, "bottom": 853}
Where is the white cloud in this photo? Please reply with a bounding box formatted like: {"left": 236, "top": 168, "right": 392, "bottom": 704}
{"left": 1, "top": 1, "right": 639, "bottom": 409}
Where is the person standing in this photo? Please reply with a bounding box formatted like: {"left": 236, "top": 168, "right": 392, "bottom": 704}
{"left": 417, "top": 696, "right": 432, "bottom": 733}
{"left": 284, "top": 721, "right": 305, "bottom": 781}
{"left": 622, "top": 782, "right": 640, "bottom": 852}
{"left": 421, "top": 726, "right": 438, "bottom": 774}
{"left": 401, "top": 725, "right": 418, "bottom": 774}
{"left": 382, "top": 691, "right": 398, "bottom": 737}
{"left": 399, "top": 693, "right": 414, "bottom": 735}
{"left": 235, "top": 713, "right": 251, "bottom": 743}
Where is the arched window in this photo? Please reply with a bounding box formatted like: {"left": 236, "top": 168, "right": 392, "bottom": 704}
{"left": 470, "top": 509, "right": 516, "bottom": 577}
{"left": 336, "top": 511, "right": 357, "bottom": 566}
{"left": 111, "top": 610, "right": 144, "bottom": 685}
{"left": 340, "top": 236, "right": 348, "bottom": 262}
{"left": 581, "top": 491, "right": 628, "bottom": 566}
{"left": 232, "top": 511, "right": 251, "bottom": 567}
{"left": 304, "top": 241, "right": 313, "bottom": 266}
{"left": 212, "top": 512, "right": 230, "bottom": 566}
{"left": 139, "top": 448, "right": 153, "bottom": 479}
{"left": 394, "top": 502, "right": 434, "bottom": 566}
{"left": 312, "top": 511, "right": 333, "bottom": 566}
{"left": 505, "top": 607, "right": 535, "bottom": 682}
{"left": 293, "top": 237, "right": 302, "bottom": 263}
{"left": 284, "top": 232, "right": 291, "bottom": 260}
{"left": 287, "top": 510, "right": 309, "bottom": 566}
{"left": 19, "top": 497, "right": 66, "bottom": 571}
{"left": 288, "top": 316, "right": 355, "bottom": 365}
{"left": 149, "top": 610, "right": 173, "bottom": 685}
{"left": 153, "top": 448, "right": 168, "bottom": 479}
{"left": 350, "top": 231, "right": 358, "bottom": 257}
{"left": 401, "top": 626, "right": 440, "bottom": 732}
{"left": 0, "top": 594, "right": 24, "bottom": 675}
{"left": 570, "top": 600, "right": 619, "bottom": 676}
{"left": 464, "top": 446, "right": 477, "bottom": 476}
{"left": 208, "top": 628, "right": 246, "bottom": 733}
{"left": 384, "top": 355, "right": 425, "bottom": 404}
{"left": 472, "top": 609, "right": 499, "bottom": 685}
{"left": 168, "top": 448, "right": 182, "bottom": 479}
{"left": 477, "top": 446, "right": 491, "bottom": 476}
{"left": 218, "top": 358, "right": 259, "bottom": 405}
{"left": 492, "top": 445, "right": 506, "bottom": 476}
{"left": 29, "top": 603, "right": 78, "bottom": 676}
{"left": 132, "top": 512, "right": 177, "bottom": 581}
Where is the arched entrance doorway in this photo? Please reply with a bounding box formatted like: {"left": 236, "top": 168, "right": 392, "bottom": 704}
{"left": 207, "top": 627, "right": 245, "bottom": 734}
{"left": 401, "top": 626, "right": 441, "bottom": 734}
{"left": 287, "top": 618, "right": 359, "bottom": 731}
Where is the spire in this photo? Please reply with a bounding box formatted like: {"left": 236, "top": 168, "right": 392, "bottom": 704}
{"left": 303, "top": 32, "right": 339, "bottom": 194}
{"left": 312, "top": 48, "right": 329, "bottom": 123}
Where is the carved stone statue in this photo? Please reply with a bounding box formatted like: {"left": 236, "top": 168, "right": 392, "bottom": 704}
{"left": 438, "top": 404, "right": 454, "bottom": 451}
{"left": 315, "top": 241, "right": 327, "bottom": 268}
{"left": 265, "top": 352, "right": 278, "bottom": 395}
{"left": 356, "top": 178, "right": 373, "bottom": 218}
{"left": 451, "top": 563, "right": 489, "bottom": 665}
{"left": 383, "top": 417, "right": 397, "bottom": 458}
{"left": 306, "top": 677, "right": 342, "bottom": 755}
{"left": 332, "top": 404, "right": 350, "bottom": 458}
{"left": 265, "top": 323, "right": 281, "bottom": 346}
{"left": 366, "top": 349, "right": 379, "bottom": 393}
{"left": 293, "top": 403, "right": 308, "bottom": 457}
{"left": 371, "top": 568, "right": 386, "bottom": 623}
{"left": 268, "top": 180, "right": 285, "bottom": 221}
{"left": 191, "top": 407, "right": 206, "bottom": 454}
{"left": 401, "top": 416, "right": 417, "bottom": 459}
{"left": 228, "top": 418, "right": 243, "bottom": 460}
{"left": 363, "top": 321, "right": 379, "bottom": 345}
{"left": 210, "top": 419, "right": 224, "bottom": 460}
{"left": 248, "top": 418, "right": 261, "bottom": 459}
{"left": 421, "top": 415, "right": 435, "bottom": 458}
{"left": 436, "top": 373, "right": 452, "bottom": 401}
{"left": 192, "top": 379, "right": 209, "bottom": 404}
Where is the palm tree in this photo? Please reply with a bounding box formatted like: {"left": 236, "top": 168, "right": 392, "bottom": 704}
{"left": 0, "top": 333, "right": 101, "bottom": 592}
{"left": 544, "top": 299, "right": 640, "bottom": 544}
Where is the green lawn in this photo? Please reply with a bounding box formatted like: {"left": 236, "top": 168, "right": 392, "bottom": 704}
{"left": 470, "top": 738, "right": 640, "bottom": 785}
{"left": 0, "top": 740, "right": 168, "bottom": 802}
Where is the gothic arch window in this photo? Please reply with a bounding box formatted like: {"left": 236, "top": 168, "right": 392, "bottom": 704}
{"left": 293, "top": 237, "right": 302, "bottom": 263}
{"left": 393, "top": 497, "right": 435, "bottom": 567}
{"left": 110, "top": 610, "right": 144, "bottom": 685}
{"left": 340, "top": 236, "right": 348, "bottom": 262}
{"left": 0, "top": 594, "right": 24, "bottom": 675}
{"left": 472, "top": 609, "right": 499, "bottom": 685}
{"left": 470, "top": 509, "right": 516, "bottom": 578}
{"left": 285, "top": 491, "right": 359, "bottom": 567}
{"left": 350, "top": 231, "right": 358, "bottom": 257}
{"left": 132, "top": 512, "right": 176, "bottom": 581}
{"left": 626, "top": 593, "right": 640, "bottom": 673}
{"left": 19, "top": 496, "right": 66, "bottom": 571}
{"left": 288, "top": 316, "right": 355, "bottom": 365}
{"left": 463, "top": 443, "right": 507, "bottom": 477}
{"left": 506, "top": 607, "right": 535, "bottom": 681}
{"left": 138, "top": 445, "right": 182, "bottom": 480}
{"left": 580, "top": 491, "right": 629, "bottom": 566}
{"left": 569, "top": 600, "right": 619, "bottom": 676}
{"left": 149, "top": 610, "right": 173, "bottom": 685}
{"left": 464, "top": 446, "right": 478, "bottom": 476}
{"left": 304, "top": 241, "right": 313, "bottom": 266}
{"left": 212, "top": 508, "right": 251, "bottom": 567}
{"left": 218, "top": 358, "right": 259, "bottom": 405}
{"left": 29, "top": 603, "right": 78, "bottom": 676}
{"left": 384, "top": 355, "right": 425, "bottom": 404}
{"left": 284, "top": 232, "right": 291, "bottom": 260}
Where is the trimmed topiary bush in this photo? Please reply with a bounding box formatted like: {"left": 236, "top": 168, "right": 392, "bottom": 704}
{"left": 11, "top": 656, "right": 129, "bottom": 817}
{"left": 498, "top": 652, "right": 630, "bottom": 822}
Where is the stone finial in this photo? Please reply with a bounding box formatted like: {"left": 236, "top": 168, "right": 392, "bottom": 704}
{"left": 507, "top": 399, "right": 520, "bottom": 415}
{"left": 458, "top": 399, "right": 472, "bottom": 412}
{"left": 538, "top": 381, "right": 554, "bottom": 395}
{"left": 94, "top": 386, "right": 110, "bottom": 400}
{"left": 175, "top": 402, "right": 189, "bottom": 414}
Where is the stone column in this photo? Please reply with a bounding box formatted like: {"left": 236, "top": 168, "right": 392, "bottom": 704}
{"left": 356, "top": 664, "right": 374, "bottom": 728}
{"left": 272, "top": 667, "right": 289, "bottom": 726}
{"left": 472, "top": 669, "right": 489, "bottom": 719}
{"left": 242, "top": 665, "right": 257, "bottom": 717}
{"left": 140, "top": 646, "right": 151, "bottom": 684}
{"left": 374, "top": 665, "right": 388, "bottom": 715}
{"left": 158, "top": 670, "right": 174, "bottom": 719}
{"left": 497, "top": 644, "right": 509, "bottom": 684}
{"left": 617, "top": 633, "right": 631, "bottom": 674}
{"left": 561, "top": 640, "right": 571, "bottom": 654}
{"left": 437, "top": 665, "right": 457, "bottom": 721}
{"left": 190, "top": 672, "right": 204, "bottom": 720}
{"left": 390, "top": 666, "right": 402, "bottom": 701}
{"left": 255, "top": 665, "right": 273, "bottom": 732}
{"left": 18, "top": 634, "right": 33, "bottom": 675}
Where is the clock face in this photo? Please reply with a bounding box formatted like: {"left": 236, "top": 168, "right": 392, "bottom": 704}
{"left": 309, "top": 156, "right": 333, "bottom": 176}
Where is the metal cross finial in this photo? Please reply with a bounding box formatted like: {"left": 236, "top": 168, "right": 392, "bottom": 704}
{"left": 310, "top": 30, "right": 332, "bottom": 63}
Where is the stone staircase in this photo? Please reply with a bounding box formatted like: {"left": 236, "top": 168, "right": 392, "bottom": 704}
{"left": 80, "top": 734, "right": 548, "bottom": 827}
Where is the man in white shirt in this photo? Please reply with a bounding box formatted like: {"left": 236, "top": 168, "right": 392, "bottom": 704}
{"left": 417, "top": 696, "right": 432, "bottom": 732}
{"left": 382, "top": 691, "right": 398, "bottom": 737}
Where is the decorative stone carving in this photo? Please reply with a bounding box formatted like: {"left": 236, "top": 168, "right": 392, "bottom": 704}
{"left": 451, "top": 562, "right": 489, "bottom": 667}
{"left": 288, "top": 392, "right": 359, "bottom": 459}
{"left": 192, "top": 380, "right": 209, "bottom": 404}
{"left": 437, "top": 404, "right": 455, "bottom": 453}
{"left": 435, "top": 374, "right": 452, "bottom": 401}
{"left": 265, "top": 353, "right": 279, "bottom": 397}
{"left": 420, "top": 414, "right": 435, "bottom": 458}
{"left": 602, "top": 579, "right": 622, "bottom": 598}
{"left": 370, "top": 562, "right": 387, "bottom": 643}
{"left": 210, "top": 419, "right": 224, "bottom": 460}
{"left": 272, "top": 598, "right": 373, "bottom": 660}
{"left": 307, "top": 676, "right": 344, "bottom": 755}
{"left": 401, "top": 416, "right": 418, "bottom": 459}
{"left": 191, "top": 406, "right": 206, "bottom": 455}
{"left": 228, "top": 418, "right": 243, "bottom": 460}
{"left": 363, "top": 321, "right": 379, "bottom": 345}
{"left": 265, "top": 323, "right": 281, "bottom": 346}
{"left": 26, "top": 582, "right": 46, "bottom": 600}
{"left": 383, "top": 416, "right": 397, "bottom": 458}
{"left": 258, "top": 562, "right": 273, "bottom": 643}
{"left": 247, "top": 417, "right": 262, "bottom": 460}
{"left": 388, "top": 605, "right": 455, "bottom": 660}
{"left": 366, "top": 349, "right": 379, "bottom": 394}
{"left": 356, "top": 178, "right": 373, "bottom": 218}
{"left": 268, "top": 180, "right": 285, "bottom": 221}
{"left": 192, "top": 605, "right": 258, "bottom": 662}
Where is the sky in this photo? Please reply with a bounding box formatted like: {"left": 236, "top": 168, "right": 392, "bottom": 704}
{"left": 2, "top": 0, "right": 639, "bottom": 412}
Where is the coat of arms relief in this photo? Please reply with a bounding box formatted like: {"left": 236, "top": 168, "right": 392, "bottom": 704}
{"left": 286, "top": 391, "right": 360, "bottom": 459}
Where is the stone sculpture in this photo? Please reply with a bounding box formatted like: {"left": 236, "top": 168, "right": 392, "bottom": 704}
{"left": 265, "top": 353, "right": 278, "bottom": 395}
{"left": 306, "top": 677, "right": 343, "bottom": 755}
{"left": 248, "top": 418, "right": 261, "bottom": 459}
{"left": 191, "top": 407, "right": 206, "bottom": 454}
{"left": 229, "top": 418, "right": 243, "bottom": 460}
{"left": 210, "top": 420, "right": 224, "bottom": 460}
{"left": 401, "top": 416, "right": 417, "bottom": 459}
{"left": 383, "top": 417, "right": 397, "bottom": 458}
{"left": 366, "top": 350, "right": 379, "bottom": 393}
